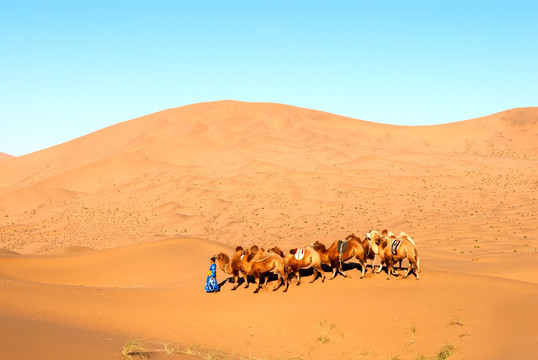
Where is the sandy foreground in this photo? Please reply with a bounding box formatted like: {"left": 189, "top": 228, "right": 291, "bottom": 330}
{"left": 0, "top": 101, "right": 537, "bottom": 360}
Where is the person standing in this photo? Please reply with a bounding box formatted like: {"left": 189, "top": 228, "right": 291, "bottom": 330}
{"left": 205, "top": 256, "right": 220, "bottom": 293}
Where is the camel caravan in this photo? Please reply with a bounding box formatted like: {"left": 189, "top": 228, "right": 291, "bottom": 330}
{"left": 213, "top": 229, "right": 420, "bottom": 293}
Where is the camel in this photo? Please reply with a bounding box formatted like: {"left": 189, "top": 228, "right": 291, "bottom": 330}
{"left": 366, "top": 230, "right": 420, "bottom": 272}
{"left": 240, "top": 245, "right": 289, "bottom": 293}
{"left": 310, "top": 237, "right": 368, "bottom": 279}
{"left": 268, "top": 246, "right": 325, "bottom": 285}
{"left": 215, "top": 246, "right": 246, "bottom": 290}
{"left": 344, "top": 233, "right": 377, "bottom": 273}
{"left": 374, "top": 232, "right": 420, "bottom": 280}
{"left": 363, "top": 230, "right": 387, "bottom": 273}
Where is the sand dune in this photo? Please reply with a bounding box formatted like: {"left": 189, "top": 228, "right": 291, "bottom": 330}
{"left": 0, "top": 152, "right": 13, "bottom": 161}
{"left": 1, "top": 101, "right": 537, "bottom": 359}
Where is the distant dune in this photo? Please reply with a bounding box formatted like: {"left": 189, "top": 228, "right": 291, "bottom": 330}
{"left": 0, "top": 101, "right": 537, "bottom": 360}
{"left": 0, "top": 152, "right": 14, "bottom": 161}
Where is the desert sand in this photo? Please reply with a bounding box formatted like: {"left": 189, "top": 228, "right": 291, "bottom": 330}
{"left": 0, "top": 101, "right": 537, "bottom": 360}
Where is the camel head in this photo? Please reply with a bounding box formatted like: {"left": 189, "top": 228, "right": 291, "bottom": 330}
{"left": 375, "top": 234, "right": 389, "bottom": 248}
{"left": 216, "top": 252, "right": 228, "bottom": 262}
{"left": 310, "top": 241, "right": 325, "bottom": 252}
{"left": 235, "top": 245, "right": 244, "bottom": 252}
{"left": 366, "top": 230, "right": 380, "bottom": 242}
{"left": 242, "top": 247, "right": 259, "bottom": 262}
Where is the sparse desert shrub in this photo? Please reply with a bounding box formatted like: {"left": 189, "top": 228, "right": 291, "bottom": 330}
{"left": 436, "top": 343, "right": 455, "bottom": 360}
{"left": 121, "top": 338, "right": 151, "bottom": 359}
{"left": 316, "top": 319, "right": 335, "bottom": 344}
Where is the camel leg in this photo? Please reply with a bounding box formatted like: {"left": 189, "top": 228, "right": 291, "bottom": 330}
{"left": 374, "top": 256, "right": 383, "bottom": 273}
{"left": 232, "top": 275, "right": 239, "bottom": 290}
{"left": 408, "top": 257, "right": 419, "bottom": 279}
{"left": 359, "top": 259, "right": 366, "bottom": 279}
{"left": 376, "top": 259, "right": 384, "bottom": 273}
{"left": 272, "top": 273, "right": 283, "bottom": 291}
{"left": 253, "top": 275, "right": 262, "bottom": 293}
{"left": 404, "top": 265, "right": 412, "bottom": 278}
{"left": 309, "top": 268, "right": 317, "bottom": 283}
{"left": 330, "top": 264, "right": 337, "bottom": 280}
{"left": 337, "top": 261, "right": 347, "bottom": 278}
{"left": 244, "top": 273, "right": 250, "bottom": 288}
{"left": 296, "top": 271, "right": 301, "bottom": 286}
{"left": 386, "top": 261, "right": 393, "bottom": 280}
{"left": 272, "top": 267, "right": 287, "bottom": 292}
{"left": 310, "top": 266, "right": 321, "bottom": 283}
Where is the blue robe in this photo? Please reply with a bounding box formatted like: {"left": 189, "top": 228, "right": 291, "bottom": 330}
{"left": 205, "top": 263, "right": 220, "bottom": 292}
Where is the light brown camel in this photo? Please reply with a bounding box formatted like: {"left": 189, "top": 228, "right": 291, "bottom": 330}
{"left": 366, "top": 229, "right": 419, "bottom": 273}
{"left": 240, "top": 246, "right": 289, "bottom": 293}
{"left": 215, "top": 246, "right": 246, "bottom": 290}
{"left": 310, "top": 238, "right": 368, "bottom": 279}
{"left": 375, "top": 232, "right": 420, "bottom": 280}
{"left": 268, "top": 246, "right": 325, "bottom": 285}
{"left": 364, "top": 230, "right": 390, "bottom": 273}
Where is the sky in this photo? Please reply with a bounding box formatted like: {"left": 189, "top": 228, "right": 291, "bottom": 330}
{"left": 1, "top": 1, "right": 537, "bottom": 156}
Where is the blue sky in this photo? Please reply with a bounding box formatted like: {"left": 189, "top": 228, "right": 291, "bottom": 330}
{"left": 1, "top": 1, "right": 537, "bottom": 156}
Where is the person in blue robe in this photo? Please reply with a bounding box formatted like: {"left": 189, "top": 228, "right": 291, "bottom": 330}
{"left": 205, "top": 256, "right": 220, "bottom": 293}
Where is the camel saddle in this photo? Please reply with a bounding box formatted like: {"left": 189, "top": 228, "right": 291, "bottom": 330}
{"left": 294, "top": 248, "right": 305, "bottom": 261}
{"left": 391, "top": 239, "right": 402, "bottom": 255}
{"left": 337, "top": 240, "right": 347, "bottom": 254}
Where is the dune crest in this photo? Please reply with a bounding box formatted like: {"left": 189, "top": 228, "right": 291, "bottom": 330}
{"left": 0, "top": 152, "right": 14, "bottom": 161}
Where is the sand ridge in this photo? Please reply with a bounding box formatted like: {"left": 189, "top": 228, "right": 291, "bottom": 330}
{"left": 1, "top": 101, "right": 537, "bottom": 359}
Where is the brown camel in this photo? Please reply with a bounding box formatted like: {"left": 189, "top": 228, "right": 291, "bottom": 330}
{"left": 310, "top": 238, "right": 368, "bottom": 279}
{"left": 345, "top": 233, "right": 376, "bottom": 273}
{"left": 240, "top": 246, "right": 289, "bottom": 293}
{"left": 215, "top": 246, "right": 246, "bottom": 290}
{"left": 375, "top": 232, "right": 420, "bottom": 280}
{"left": 268, "top": 246, "right": 325, "bottom": 285}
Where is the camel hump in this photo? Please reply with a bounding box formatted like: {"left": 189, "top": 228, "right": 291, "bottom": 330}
{"left": 235, "top": 245, "right": 244, "bottom": 252}
{"left": 270, "top": 247, "right": 284, "bottom": 257}
{"left": 289, "top": 248, "right": 297, "bottom": 255}
{"left": 399, "top": 232, "right": 416, "bottom": 246}
{"left": 250, "top": 245, "right": 259, "bottom": 253}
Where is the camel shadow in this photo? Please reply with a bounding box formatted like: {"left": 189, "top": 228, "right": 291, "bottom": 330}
{"left": 320, "top": 262, "right": 369, "bottom": 278}
{"left": 218, "top": 277, "right": 246, "bottom": 288}
{"left": 219, "top": 274, "right": 282, "bottom": 289}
